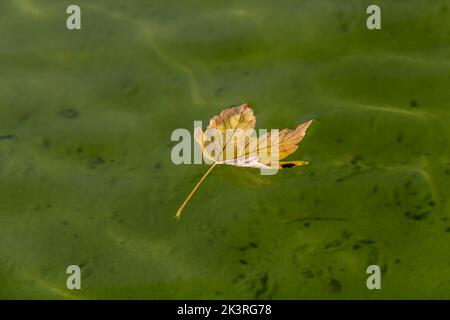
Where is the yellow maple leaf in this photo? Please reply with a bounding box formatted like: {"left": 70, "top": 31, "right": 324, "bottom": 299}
{"left": 175, "top": 103, "right": 313, "bottom": 220}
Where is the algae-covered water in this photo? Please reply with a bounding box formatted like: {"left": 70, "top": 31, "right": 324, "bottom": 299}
{"left": 0, "top": 0, "right": 449, "bottom": 299}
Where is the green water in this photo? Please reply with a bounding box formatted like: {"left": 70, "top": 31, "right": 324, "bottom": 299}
{"left": 0, "top": 0, "right": 449, "bottom": 299}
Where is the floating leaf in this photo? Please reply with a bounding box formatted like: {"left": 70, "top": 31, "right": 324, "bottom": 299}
{"left": 175, "top": 103, "right": 313, "bottom": 220}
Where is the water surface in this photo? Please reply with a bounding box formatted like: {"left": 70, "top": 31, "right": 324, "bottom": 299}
{"left": 0, "top": 0, "right": 449, "bottom": 299}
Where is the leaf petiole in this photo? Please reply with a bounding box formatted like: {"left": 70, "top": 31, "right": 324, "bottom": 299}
{"left": 175, "top": 162, "right": 217, "bottom": 220}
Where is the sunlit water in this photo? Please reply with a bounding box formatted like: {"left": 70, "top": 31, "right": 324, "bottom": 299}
{"left": 0, "top": 0, "right": 449, "bottom": 298}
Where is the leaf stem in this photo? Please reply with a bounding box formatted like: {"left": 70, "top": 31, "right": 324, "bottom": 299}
{"left": 175, "top": 163, "right": 217, "bottom": 220}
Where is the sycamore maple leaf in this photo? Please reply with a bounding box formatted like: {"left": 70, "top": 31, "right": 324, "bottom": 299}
{"left": 175, "top": 103, "right": 313, "bottom": 220}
